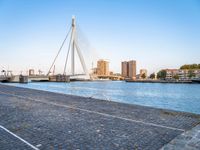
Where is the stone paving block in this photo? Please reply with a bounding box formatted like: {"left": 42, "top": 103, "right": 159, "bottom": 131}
{"left": 0, "top": 84, "right": 200, "bottom": 150}
{"left": 161, "top": 125, "right": 200, "bottom": 150}
{"left": 0, "top": 128, "right": 33, "bottom": 150}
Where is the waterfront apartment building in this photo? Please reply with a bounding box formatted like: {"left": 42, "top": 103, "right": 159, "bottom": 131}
{"left": 140, "top": 69, "right": 147, "bottom": 79}
{"left": 121, "top": 60, "right": 136, "bottom": 79}
{"left": 166, "top": 69, "right": 200, "bottom": 80}
{"left": 97, "top": 59, "right": 109, "bottom": 76}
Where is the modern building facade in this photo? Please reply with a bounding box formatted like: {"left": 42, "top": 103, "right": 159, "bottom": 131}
{"left": 128, "top": 60, "right": 136, "bottom": 79}
{"left": 97, "top": 59, "right": 109, "bottom": 76}
{"left": 121, "top": 60, "right": 136, "bottom": 79}
{"left": 121, "top": 61, "right": 128, "bottom": 77}
{"left": 165, "top": 69, "right": 200, "bottom": 80}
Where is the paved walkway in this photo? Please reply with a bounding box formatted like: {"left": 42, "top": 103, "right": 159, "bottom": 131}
{"left": 161, "top": 124, "right": 200, "bottom": 150}
{"left": 0, "top": 84, "right": 200, "bottom": 150}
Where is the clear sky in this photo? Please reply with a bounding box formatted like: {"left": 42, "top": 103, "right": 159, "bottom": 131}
{"left": 0, "top": 0, "right": 200, "bottom": 75}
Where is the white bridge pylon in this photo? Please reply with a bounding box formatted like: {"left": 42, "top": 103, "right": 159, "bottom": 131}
{"left": 47, "top": 16, "right": 88, "bottom": 77}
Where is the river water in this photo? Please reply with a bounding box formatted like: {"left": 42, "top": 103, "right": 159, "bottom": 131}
{"left": 3, "top": 81, "right": 200, "bottom": 114}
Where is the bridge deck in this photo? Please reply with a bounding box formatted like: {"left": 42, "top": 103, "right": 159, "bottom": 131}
{"left": 0, "top": 84, "right": 200, "bottom": 149}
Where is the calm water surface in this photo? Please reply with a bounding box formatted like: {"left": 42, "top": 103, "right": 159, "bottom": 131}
{"left": 3, "top": 81, "right": 200, "bottom": 114}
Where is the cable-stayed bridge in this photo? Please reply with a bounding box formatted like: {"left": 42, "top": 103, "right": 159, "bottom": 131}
{"left": 47, "top": 16, "right": 90, "bottom": 80}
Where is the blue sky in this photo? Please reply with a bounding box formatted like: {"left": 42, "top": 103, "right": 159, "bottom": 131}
{"left": 0, "top": 0, "right": 200, "bottom": 75}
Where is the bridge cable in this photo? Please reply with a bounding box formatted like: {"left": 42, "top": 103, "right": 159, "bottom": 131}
{"left": 63, "top": 27, "right": 74, "bottom": 75}
{"left": 47, "top": 26, "right": 72, "bottom": 76}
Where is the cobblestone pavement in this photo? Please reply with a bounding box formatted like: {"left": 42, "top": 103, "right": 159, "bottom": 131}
{"left": 0, "top": 127, "right": 34, "bottom": 150}
{"left": 0, "top": 84, "right": 200, "bottom": 150}
{"left": 161, "top": 124, "right": 200, "bottom": 150}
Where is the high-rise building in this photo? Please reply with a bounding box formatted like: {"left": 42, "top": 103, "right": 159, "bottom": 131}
{"left": 121, "top": 61, "right": 128, "bottom": 77}
{"left": 128, "top": 60, "right": 136, "bottom": 79}
{"left": 97, "top": 59, "right": 109, "bottom": 76}
{"left": 121, "top": 60, "right": 136, "bottom": 79}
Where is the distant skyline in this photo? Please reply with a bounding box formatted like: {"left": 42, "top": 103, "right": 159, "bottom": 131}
{"left": 0, "top": 0, "right": 200, "bottom": 75}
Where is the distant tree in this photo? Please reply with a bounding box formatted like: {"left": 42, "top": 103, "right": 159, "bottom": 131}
{"left": 141, "top": 73, "right": 146, "bottom": 79}
{"left": 157, "top": 70, "right": 166, "bottom": 79}
{"left": 180, "top": 64, "right": 200, "bottom": 70}
{"left": 150, "top": 73, "right": 155, "bottom": 79}
{"left": 191, "top": 64, "right": 198, "bottom": 69}
{"left": 173, "top": 74, "right": 179, "bottom": 80}
{"left": 180, "top": 64, "right": 190, "bottom": 69}
{"left": 188, "top": 70, "right": 195, "bottom": 78}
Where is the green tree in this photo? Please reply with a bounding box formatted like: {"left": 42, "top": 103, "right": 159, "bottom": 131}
{"left": 188, "top": 70, "right": 195, "bottom": 78}
{"left": 180, "top": 64, "right": 190, "bottom": 69}
{"left": 173, "top": 74, "right": 179, "bottom": 80}
{"left": 141, "top": 73, "right": 146, "bottom": 79}
{"left": 150, "top": 73, "right": 155, "bottom": 79}
{"left": 180, "top": 64, "right": 200, "bottom": 69}
{"left": 157, "top": 70, "right": 166, "bottom": 79}
{"left": 191, "top": 64, "right": 198, "bottom": 69}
